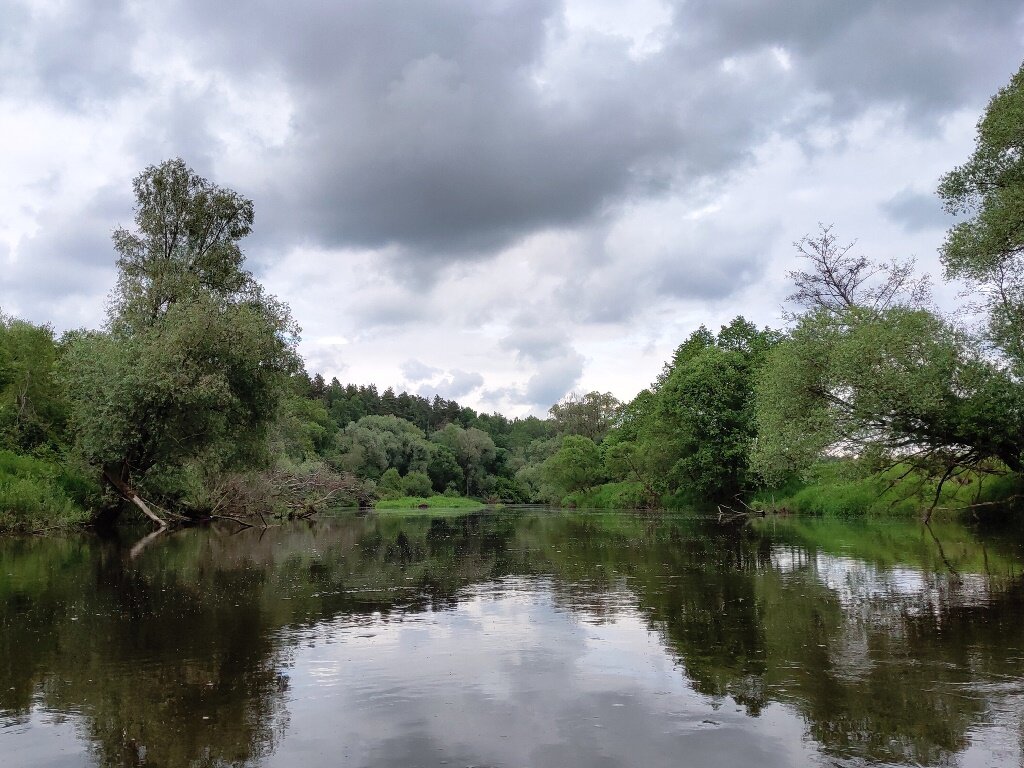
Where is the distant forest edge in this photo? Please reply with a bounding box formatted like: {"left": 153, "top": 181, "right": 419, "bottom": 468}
{"left": 3, "top": 61, "right": 1024, "bottom": 532}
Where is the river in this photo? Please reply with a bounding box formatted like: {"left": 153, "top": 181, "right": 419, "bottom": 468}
{"left": 2, "top": 508, "right": 1023, "bottom": 767}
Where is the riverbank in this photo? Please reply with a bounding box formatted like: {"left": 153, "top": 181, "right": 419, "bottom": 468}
{"left": 0, "top": 450, "right": 96, "bottom": 533}
{"left": 374, "top": 495, "right": 486, "bottom": 511}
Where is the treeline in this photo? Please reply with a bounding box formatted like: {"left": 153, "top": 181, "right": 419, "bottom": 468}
{"left": 2, "top": 61, "right": 1024, "bottom": 531}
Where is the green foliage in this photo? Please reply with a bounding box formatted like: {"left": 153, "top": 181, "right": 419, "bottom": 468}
{"left": 548, "top": 391, "right": 621, "bottom": 442}
{"left": 335, "top": 415, "right": 431, "bottom": 479}
{"left": 272, "top": 388, "right": 338, "bottom": 464}
{"left": 542, "top": 435, "right": 604, "bottom": 496}
{"left": 753, "top": 305, "right": 1024, "bottom": 485}
{"left": 374, "top": 495, "right": 484, "bottom": 510}
{"left": 378, "top": 467, "right": 403, "bottom": 496}
{"left": 610, "top": 317, "right": 779, "bottom": 503}
{"left": 63, "top": 159, "right": 299, "bottom": 514}
{"left": 562, "top": 481, "right": 649, "bottom": 510}
{"left": 754, "top": 200, "right": 1024, "bottom": 510}
{"left": 754, "top": 459, "right": 1022, "bottom": 518}
{"left": 0, "top": 450, "right": 95, "bottom": 532}
{"left": 426, "top": 444, "right": 463, "bottom": 493}
{"left": 430, "top": 423, "right": 497, "bottom": 496}
{"left": 401, "top": 470, "right": 433, "bottom": 497}
{"left": 0, "top": 316, "right": 68, "bottom": 453}
{"left": 939, "top": 61, "right": 1024, "bottom": 371}
{"left": 489, "top": 476, "right": 528, "bottom": 503}
{"left": 65, "top": 293, "right": 298, "bottom": 496}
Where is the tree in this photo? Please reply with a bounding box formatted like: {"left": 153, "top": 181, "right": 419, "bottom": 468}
{"left": 647, "top": 318, "right": 780, "bottom": 501}
{"left": 548, "top": 391, "right": 622, "bottom": 442}
{"left": 753, "top": 224, "right": 1024, "bottom": 516}
{"left": 786, "top": 224, "right": 928, "bottom": 318}
{"left": 0, "top": 316, "right": 68, "bottom": 453}
{"left": 378, "top": 467, "right": 403, "bottom": 497}
{"left": 401, "top": 470, "right": 433, "bottom": 497}
{"left": 939, "top": 61, "right": 1024, "bottom": 372}
{"left": 64, "top": 159, "right": 299, "bottom": 525}
{"left": 753, "top": 307, "right": 1024, "bottom": 483}
{"left": 426, "top": 444, "right": 463, "bottom": 493}
{"left": 542, "top": 435, "right": 604, "bottom": 496}
{"left": 431, "top": 424, "right": 496, "bottom": 496}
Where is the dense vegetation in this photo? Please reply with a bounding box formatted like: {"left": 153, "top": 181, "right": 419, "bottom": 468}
{"left": 3, "top": 62, "right": 1024, "bottom": 531}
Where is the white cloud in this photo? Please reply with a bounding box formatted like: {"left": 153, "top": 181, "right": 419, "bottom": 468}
{"left": 0, "top": 0, "right": 1020, "bottom": 414}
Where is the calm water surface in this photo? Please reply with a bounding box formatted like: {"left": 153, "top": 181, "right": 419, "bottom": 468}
{"left": 2, "top": 508, "right": 1024, "bottom": 767}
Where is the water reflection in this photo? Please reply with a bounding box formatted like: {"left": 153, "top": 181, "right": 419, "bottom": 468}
{"left": 1, "top": 510, "right": 1023, "bottom": 767}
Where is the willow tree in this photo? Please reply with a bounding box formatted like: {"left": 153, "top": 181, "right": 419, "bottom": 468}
{"left": 939, "top": 61, "right": 1024, "bottom": 373}
{"left": 65, "top": 159, "right": 299, "bottom": 526}
{"left": 753, "top": 226, "right": 1024, "bottom": 518}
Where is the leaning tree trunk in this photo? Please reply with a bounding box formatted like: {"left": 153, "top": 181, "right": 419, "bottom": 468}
{"left": 103, "top": 465, "right": 167, "bottom": 529}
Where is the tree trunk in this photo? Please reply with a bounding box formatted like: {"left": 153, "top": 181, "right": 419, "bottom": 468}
{"left": 103, "top": 466, "right": 167, "bottom": 529}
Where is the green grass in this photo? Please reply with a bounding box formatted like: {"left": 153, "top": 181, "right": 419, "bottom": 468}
{"left": 374, "top": 495, "right": 486, "bottom": 511}
{"left": 563, "top": 481, "right": 651, "bottom": 510}
{"left": 754, "top": 460, "right": 1023, "bottom": 518}
{"left": 0, "top": 450, "right": 98, "bottom": 533}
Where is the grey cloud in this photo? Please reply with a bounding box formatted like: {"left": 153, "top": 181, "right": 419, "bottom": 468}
{"left": 126, "top": 86, "right": 226, "bottom": 174}
{"left": 5, "top": 0, "right": 1020, "bottom": 275}
{"left": 302, "top": 342, "right": 349, "bottom": 380}
{"left": 401, "top": 359, "right": 442, "bottom": 382}
{"left": 558, "top": 215, "right": 776, "bottom": 324}
{"left": 675, "top": 0, "right": 1024, "bottom": 119}
{"left": 2, "top": 184, "right": 129, "bottom": 327}
{"left": 501, "top": 324, "right": 572, "bottom": 363}
{"left": 417, "top": 369, "right": 485, "bottom": 400}
{"left": 500, "top": 315, "right": 584, "bottom": 406}
{"left": 155, "top": 0, "right": 800, "bottom": 260}
{"left": 655, "top": 247, "right": 765, "bottom": 301}
{"left": 524, "top": 353, "right": 584, "bottom": 407}
{"left": 880, "top": 187, "right": 951, "bottom": 233}
{"left": 0, "top": 0, "right": 141, "bottom": 107}
{"left": 347, "top": 297, "right": 431, "bottom": 333}
{"left": 9, "top": 0, "right": 1015, "bottom": 273}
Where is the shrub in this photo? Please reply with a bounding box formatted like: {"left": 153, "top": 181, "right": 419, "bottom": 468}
{"left": 401, "top": 470, "right": 433, "bottom": 497}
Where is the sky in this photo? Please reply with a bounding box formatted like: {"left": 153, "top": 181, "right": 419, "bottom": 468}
{"left": 2, "top": 1, "right": 1023, "bottom": 417}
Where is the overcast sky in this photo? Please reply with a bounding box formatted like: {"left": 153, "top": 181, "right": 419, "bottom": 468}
{"left": 2, "top": 1, "right": 1022, "bottom": 416}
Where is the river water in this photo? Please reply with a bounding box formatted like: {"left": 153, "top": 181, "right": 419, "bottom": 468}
{"left": 2, "top": 508, "right": 1023, "bottom": 767}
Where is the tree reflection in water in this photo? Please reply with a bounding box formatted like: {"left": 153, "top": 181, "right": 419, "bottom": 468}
{"left": 1, "top": 510, "right": 1022, "bottom": 767}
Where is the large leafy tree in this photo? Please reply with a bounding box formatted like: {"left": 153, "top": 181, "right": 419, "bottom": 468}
{"left": 654, "top": 318, "right": 780, "bottom": 501}
{"left": 939, "top": 61, "right": 1024, "bottom": 371}
{"left": 65, "top": 159, "right": 299, "bottom": 524}
{"left": 542, "top": 434, "right": 604, "bottom": 497}
{"left": 430, "top": 423, "right": 496, "bottom": 496}
{"left": 753, "top": 223, "right": 1024, "bottom": 516}
{"left": 604, "top": 318, "right": 779, "bottom": 504}
{"left": 0, "top": 316, "right": 68, "bottom": 453}
{"left": 753, "top": 306, "right": 1024, "bottom": 482}
{"left": 334, "top": 415, "right": 431, "bottom": 478}
{"left": 548, "top": 391, "right": 622, "bottom": 442}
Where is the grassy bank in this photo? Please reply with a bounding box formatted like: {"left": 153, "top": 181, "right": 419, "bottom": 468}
{"left": 563, "top": 481, "right": 650, "bottom": 510}
{"left": 374, "top": 495, "right": 486, "bottom": 511}
{"left": 0, "top": 450, "right": 98, "bottom": 533}
{"left": 753, "top": 462, "right": 1023, "bottom": 518}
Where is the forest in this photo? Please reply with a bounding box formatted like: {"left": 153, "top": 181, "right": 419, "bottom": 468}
{"left": 2, "top": 62, "right": 1024, "bottom": 533}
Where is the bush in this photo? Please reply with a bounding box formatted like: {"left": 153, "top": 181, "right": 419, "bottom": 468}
{"left": 401, "top": 470, "right": 433, "bottom": 497}
{"left": 754, "top": 459, "right": 1023, "bottom": 518}
{"left": 0, "top": 450, "right": 94, "bottom": 532}
{"left": 563, "top": 481, "right": 650, "bottom": 510}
